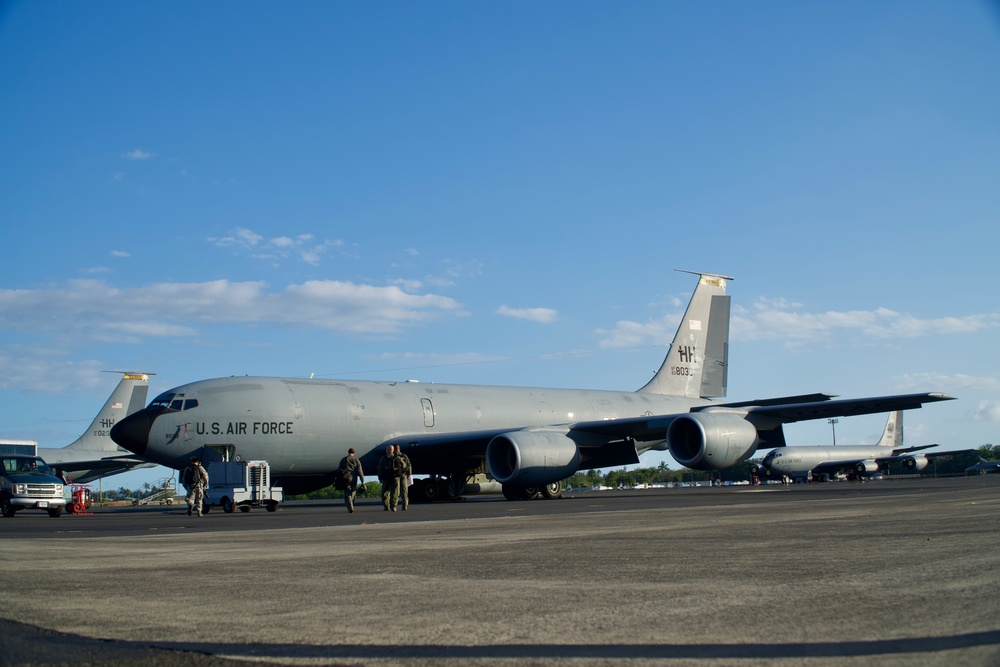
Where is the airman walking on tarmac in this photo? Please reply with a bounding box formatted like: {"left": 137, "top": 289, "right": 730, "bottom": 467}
{"left": 394, "top": 444, "right": 412, "bottom": 511}
{"left": 338, "top": 447, "right": 365, "bottom": 513}
{"left": 378, "top": 444, "right": 399, "bottom": 511}
{"left": 182, "top": 456, "right": 209, "bottom": 517}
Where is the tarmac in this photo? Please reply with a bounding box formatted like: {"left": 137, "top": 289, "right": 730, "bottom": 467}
{"left": 1, "top": 475, "right": 998, "bottom": 667}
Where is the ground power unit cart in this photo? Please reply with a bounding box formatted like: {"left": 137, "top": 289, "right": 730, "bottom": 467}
{"left": 203, "top": 460, "right": 282, "bottom": 513}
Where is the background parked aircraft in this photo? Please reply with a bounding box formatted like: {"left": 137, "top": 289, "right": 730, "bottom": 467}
{"left": 752, "top": 410, "right": 963, "bottom": 482}
{"left": 965, "top": 458, "right": 1000, "bottom": 475}
{"left": 35, "top": 372, "right": 156, "bottom": 484}
{"left": 112, "top": 273, "right": 953, "bottom": 499}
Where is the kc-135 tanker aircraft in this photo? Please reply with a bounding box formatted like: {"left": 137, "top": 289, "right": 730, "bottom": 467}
{"left": 111, "top": 272, "right": 955, "bottom": 498}
{"left": 751, "top": 410, "right": 962, "bottom": 482}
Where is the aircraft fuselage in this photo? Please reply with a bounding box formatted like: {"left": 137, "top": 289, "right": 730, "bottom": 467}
{"left": 762, "top": 445, "right": 889, "bottom": 476}
{"left": 112, "top": 376, "right": 708, "bottom": 492}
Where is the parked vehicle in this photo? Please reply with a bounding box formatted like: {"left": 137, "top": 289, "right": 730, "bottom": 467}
{"left": 1, "top": 455, "right": 67, "bottom": 518}
{"left": 202, "top": 460, "right": 282, "bottom": 513}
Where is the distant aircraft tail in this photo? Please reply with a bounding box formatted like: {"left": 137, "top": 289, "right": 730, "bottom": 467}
{"left": 876, "top": 410, "right": 903, "bottom": 447}
{"left": 64, "top": 372, "right": 151, "bottom": 451}
{"left": 638, "top": 270, "right": 732, "bottom": 398}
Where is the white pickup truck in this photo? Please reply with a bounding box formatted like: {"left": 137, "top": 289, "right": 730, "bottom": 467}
{"left": 1, "top": 455, "right": 67, "bottom": 518}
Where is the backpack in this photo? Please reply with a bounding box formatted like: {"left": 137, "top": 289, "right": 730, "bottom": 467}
{"left": 391, "top": 454, "right": 404, "bottom": 476}
{"left": 335, "top": 457, "right": 351, "bottom": 490}
{"left": 182, "top": 466, "right": 196, "bottom": 486}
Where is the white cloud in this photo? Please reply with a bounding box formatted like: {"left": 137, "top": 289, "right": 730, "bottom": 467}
{"left": 597, "top": 299, "right": 1000, "bottom": 349}
{"left": 0, "top": 278, "right": 462, "bottom": 341}
{"left": 898, "top": 372, "right": 999, "bottom": 392}
{"left": 596, "top": 314, "right": 678, "bottom": 349}
{"left": 973, "top": 399, "right": 1000, "bottom": 422}
{"left": 211, "top": 228, "right": 343, "bottom": 266}
{"left": 0, "top": 353, "right": 107, "bottom": 394}
{"left": 122, "top": 149, "right": 153, "bottom": 160}
{"left": 111, "top": 250, "right": 130, "bottom": 258}
{"left": 211, "top": 227, "right": 264, "bottom": 248}
{"left": 734, "top": 299, "right": 1000, "bottom": 342}
{"left": 496, "top": 305, "right": 558, "bottom": 324}
{"left": 391, "top": 279, "right": 423, "bottom": 292}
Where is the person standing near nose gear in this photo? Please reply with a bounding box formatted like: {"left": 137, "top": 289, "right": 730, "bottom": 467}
{"left": 182, "top": 456, "right": 209, "bottom": 517}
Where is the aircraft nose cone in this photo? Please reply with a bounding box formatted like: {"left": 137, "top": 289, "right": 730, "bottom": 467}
{"left": 111, "top": 411, "right": 154, "bottom": 456}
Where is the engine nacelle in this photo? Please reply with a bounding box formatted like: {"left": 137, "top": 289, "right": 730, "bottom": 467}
{"left": 486, "top": 431, "right": 581, "bottom": 486}
{"left": 855, "top": 459, "right": 880, "bottom": 475}
{"left": 901, "top": 455, "right": 929, "bottom": 471}
{"left": 667, "top": 412, "right": 759, "bottom": 470}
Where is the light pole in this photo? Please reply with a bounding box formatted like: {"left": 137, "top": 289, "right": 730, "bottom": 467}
{"left": 828, "top": 418, "right": 839, "bottom": 446}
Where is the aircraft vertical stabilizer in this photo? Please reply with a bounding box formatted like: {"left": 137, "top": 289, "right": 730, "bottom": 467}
{"left": 877, "top": 411, "right": 903, "bottom": 448}
{"left": 638, "top": 271, "right": 731, "bottom": 398}
{"left": 64, "top": 372, "right": 151, "bottom": 451}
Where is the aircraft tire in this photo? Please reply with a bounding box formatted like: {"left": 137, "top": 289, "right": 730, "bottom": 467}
{"left": 265, "top": 501, "right": 278, "bottom": 512}
{"left": 0, "top": 494, "right": 15, "bottom": 518}
{"left": 502, "top": 484, "right": 520, "bottom": 501}
{"left": 446, "top": 475, "right": 466, "bottom": 501}
{"left": 420, "top": 479, "right": 439, "bottom": 502}
{"left": 522, "top": 486, "right": 542, "bottom": 500}
{"left": 541, "top": 482, "right": 563, "bottom": 499}
{"left": 222, "top": 497, "right": 235, "bottom": 514}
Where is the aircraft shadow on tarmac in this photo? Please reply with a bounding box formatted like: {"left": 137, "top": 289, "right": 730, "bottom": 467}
{"left": 151, "top": 631, "right": 1000, "bottom": 660}
{"left": 34, "top": 631, "right": 1000, "bottom": 662}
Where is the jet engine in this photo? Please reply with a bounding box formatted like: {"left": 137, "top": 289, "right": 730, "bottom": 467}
{"left": 666, "top": 412, "right": 759, "bottom": 470}
{"left": 901, "top": 455, "right": 929, "bottom": 471}
{"left": 486, "top": 431, "right": 581, "bottom": 486}
{"left": 854, "top": 460, "right": 880, "bottom": 475}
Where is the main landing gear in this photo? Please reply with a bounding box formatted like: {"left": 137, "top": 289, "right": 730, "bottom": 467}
{"left": 501, "top": 481, "right": 563, "bottom": 500}
{"left": 409, "top": 475, "right": 564, "bottom": 502}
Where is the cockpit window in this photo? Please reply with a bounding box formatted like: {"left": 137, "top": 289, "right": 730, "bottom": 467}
{"left": 149, "top": 392, "right": 196, "bottom": 411}
{"left": 149, "top": 392, "right": 176, "bottom": 409}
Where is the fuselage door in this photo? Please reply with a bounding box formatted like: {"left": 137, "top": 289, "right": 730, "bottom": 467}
{"left": 421, "top": 398, "right": 435, "bottom": 428}
{"left": 204, "top": 444, "right": 236, "bottom": 462}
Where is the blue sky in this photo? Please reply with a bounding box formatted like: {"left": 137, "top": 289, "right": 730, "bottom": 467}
{"left": 1, "top": 1, "right": 998, "bottom": 490}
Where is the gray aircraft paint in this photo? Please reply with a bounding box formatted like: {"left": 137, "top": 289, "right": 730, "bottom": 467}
{"left": 38, "top": 372, "right": 156, "bottom": 484}
{"left": 111, "top": 273, "right": 954, "bottom": 496}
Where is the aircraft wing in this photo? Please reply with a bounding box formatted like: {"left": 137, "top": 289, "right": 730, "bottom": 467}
{"left": 49, "top": 456, "right": 157, "bottom": 484}
{"left": 379, "top": 392, "right": 955, "bottom": 475}
{"left": 369, "top": 423, "right": 645, "bottom": 475}
{"left": 804, "top": 447, "right": 973, "bottom": 477}
{"left": 732, "top": 392, "right": 955, "bottom": 429}
{"left": 363, "top": 428, "right": 511, "bottom": 475}
{"left": 889, "top": 445, "right": 940, "bottom": 455}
